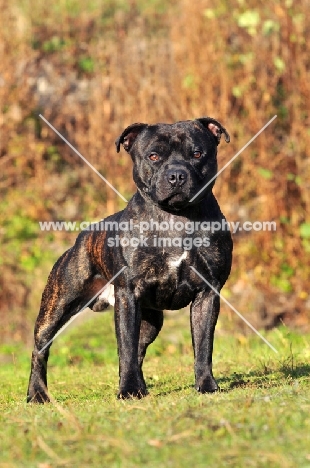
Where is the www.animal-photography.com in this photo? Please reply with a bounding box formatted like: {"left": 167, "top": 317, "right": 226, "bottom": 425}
{"left": 1, "top": 1, "right": 310, "bottom": 467}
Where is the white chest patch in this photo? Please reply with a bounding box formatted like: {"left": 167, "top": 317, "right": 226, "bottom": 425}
{"left": 98, "top": 284, "right": 115, "bottom": 306}
{"left": 168, "top": 251, "right": 188, "bottom": 268}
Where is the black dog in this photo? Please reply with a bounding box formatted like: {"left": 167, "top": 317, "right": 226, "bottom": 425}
{"left": 27, "top": 117, "right": 232, "bottom": 402}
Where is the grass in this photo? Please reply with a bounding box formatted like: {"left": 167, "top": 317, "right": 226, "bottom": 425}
{"left": 1, "top": 311, "right": 310, "bottom": 467}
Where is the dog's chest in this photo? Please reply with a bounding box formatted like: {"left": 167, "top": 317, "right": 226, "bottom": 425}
{"left": 133, "top": 249, "right": 198, "bottom": 310}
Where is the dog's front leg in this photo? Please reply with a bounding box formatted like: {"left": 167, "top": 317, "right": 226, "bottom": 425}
{"left": 190, "top": 287, "right": 221, "bottom": 393}
{"left": 114, "top": 288, "right": 147, "bottom": 399}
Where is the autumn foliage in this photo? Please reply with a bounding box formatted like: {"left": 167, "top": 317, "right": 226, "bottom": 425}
{"left": 0, "top": 0, "right": 309, "bottom": 340}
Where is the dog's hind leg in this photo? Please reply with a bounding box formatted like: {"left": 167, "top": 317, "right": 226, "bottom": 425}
{"left": 138, "top": 308, "right": 164, "bottom": 369}
{"left": 27, "top": 246, "right": 104, "bottom": 403}
{"left": 27, "top": 299, "right": 81, "bottom": 403}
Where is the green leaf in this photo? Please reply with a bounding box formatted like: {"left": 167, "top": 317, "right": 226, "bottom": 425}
{"left": 271, "top": 276, "right": 292, "bottom": 293}
{"left": 258, "top": 168, "right": 273, "bottom": 180}
{"left": 42, "top": 36, "right": 66, "bottom": 53}
{"left": 295, "top": 176, "right": 302, "bottom": 186}
{"left": 280, "top": 263, "right": 294, "bottom": 277}
{"left": 78, "top": 57, "right": 95, "bottom": 74}
{"left": 182, "top": 74, "right": 196, "bottom": 90}
{"left": 46, "top": 145, "right": 58, "bottom": 155}
{"left": 300, "top": 223, "right": 310, "bottom": 239}
{"left": 232, "top": 86, "right": 243, "bottom": 98}
{"left": 237, "top": 10, "right": 260, "bottom": 35}
{"left": 262, "top": 19, "right": 280, "bottom": 36}
{"left": 280, "top": 216, "right": 289, "bottom": 224}
{"left": 302, "top": 238, "right": 310, "bottom": 253}
{"left": 274, "top": 57, "right": 286, "bottom": 72}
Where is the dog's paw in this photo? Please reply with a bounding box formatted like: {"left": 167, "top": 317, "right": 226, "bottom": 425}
{"left": 27, "top": 389, "right": 51, "bottom": 404}
{"left": 195, "top": 376, "right": 219, "bottom": 394}
{"left": 117, "top": 384, "right": 148, "bottom": 400}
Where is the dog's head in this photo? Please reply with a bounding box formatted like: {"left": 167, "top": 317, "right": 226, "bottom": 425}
{"left": 116, "top": 117, "right": 230, "bottom": 211}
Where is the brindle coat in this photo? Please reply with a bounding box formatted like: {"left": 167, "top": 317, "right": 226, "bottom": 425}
{"left": 27, "top": 117, "right": 232, "bottom": 402}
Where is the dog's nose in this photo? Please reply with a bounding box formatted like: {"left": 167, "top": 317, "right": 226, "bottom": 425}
{"left": 166, "top": 169, "right": 188, "bottom": 187}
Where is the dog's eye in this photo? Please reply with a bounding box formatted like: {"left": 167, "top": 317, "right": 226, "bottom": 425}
{"left": 193, "top": 151, "right": 202, "bottom": 159}
{"left": 149, "top": 153, "right": 159, "bottom": 161}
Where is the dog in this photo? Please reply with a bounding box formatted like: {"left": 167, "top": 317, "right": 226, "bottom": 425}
{"left": 27, "top": 117, "right": 232, "bottom": 402}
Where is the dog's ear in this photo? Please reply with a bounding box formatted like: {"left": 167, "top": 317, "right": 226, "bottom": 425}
{"left": 196, "top": 117, "right": 230, "bottom": 145}
{"left": 115, "top": 123, "right": 148, "bottom": 153}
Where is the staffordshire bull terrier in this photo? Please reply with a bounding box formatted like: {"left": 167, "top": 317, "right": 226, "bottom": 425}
{"left": 27, "top": 117, "right": 232, "bottom": 402}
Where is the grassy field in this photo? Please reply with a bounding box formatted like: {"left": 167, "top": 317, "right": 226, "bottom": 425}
{"left": 1, "top": 310, "right": 310, "bottom": 467}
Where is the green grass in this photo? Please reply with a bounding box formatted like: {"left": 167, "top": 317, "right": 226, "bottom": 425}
{"left": 1, "top": 311, "right": 310, "bottom": 467}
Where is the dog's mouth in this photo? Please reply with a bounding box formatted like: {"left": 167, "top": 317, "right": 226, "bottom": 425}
{"left": 157, "top": 192, "right": 190, "bottom": 210}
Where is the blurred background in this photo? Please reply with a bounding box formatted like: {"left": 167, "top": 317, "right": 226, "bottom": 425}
{"left": 0, "top": 0, "right": 309, "bottom": 344}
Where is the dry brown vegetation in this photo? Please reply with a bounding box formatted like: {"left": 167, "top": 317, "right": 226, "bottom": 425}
{"left": 0, "top": 0, "right": 309, "bottom": 341}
